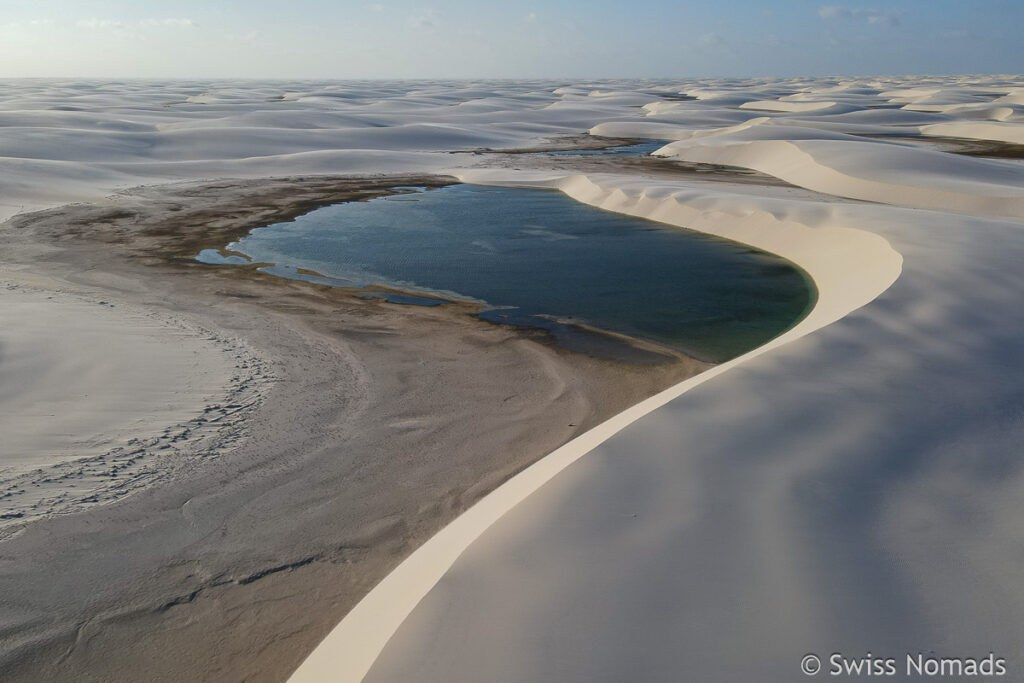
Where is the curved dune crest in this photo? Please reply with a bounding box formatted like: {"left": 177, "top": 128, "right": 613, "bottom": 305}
{"left": 285, "top": 75, "right": 1024, "bottom": 683}
{"left": 590, "top": 116, "right": 771, "bottom": 143}
{"left": 738, "top": 99, "right": 840, "bottom": 113}
{"left": 920, "top": 121, "right": 1024, "bottom": 144}
{"left": 655, "top": 135, "right": 1024, "bottom": 218}
{"left": 288, "top": 171, "right": 903, "bottom": 683}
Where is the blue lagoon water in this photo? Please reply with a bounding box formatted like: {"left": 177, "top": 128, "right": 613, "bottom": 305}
{"left": 198, "top": 185, "right": 814, "bottom": 362}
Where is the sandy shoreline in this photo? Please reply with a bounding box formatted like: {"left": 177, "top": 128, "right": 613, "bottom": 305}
{"left": 0, "top": 174, "right": 709, "bottom": 681}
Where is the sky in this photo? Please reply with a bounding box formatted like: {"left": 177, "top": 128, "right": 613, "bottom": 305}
{"left": 1, "top": 0, "right": 1021, "bottom": 79}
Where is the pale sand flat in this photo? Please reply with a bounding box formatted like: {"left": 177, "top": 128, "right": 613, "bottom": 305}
{"left": 0, "top": 284, "right": 233, "bottom": 473}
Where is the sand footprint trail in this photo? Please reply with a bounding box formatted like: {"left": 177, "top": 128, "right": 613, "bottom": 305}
{"left": 0, "top": 279, "right": 257, "bottom": 529}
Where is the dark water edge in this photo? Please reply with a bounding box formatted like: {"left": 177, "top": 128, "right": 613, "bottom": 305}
{"left": 198, "top": 184, "right": 815, "bottom": 363}
{"left": 540, "top": 139, "right": 668, "bottom": 157}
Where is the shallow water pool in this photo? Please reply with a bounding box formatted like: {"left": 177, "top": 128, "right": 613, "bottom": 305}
{"left": 198, "top": 184, "right": 814, "bottom": 362}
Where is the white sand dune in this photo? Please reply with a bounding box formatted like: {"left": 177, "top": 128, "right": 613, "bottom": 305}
{"left": 284, "top": 76, "right": 1024, "bottom": 682}
{"left": 354, "top": 189, "right": 1024, "bottom": 683}
{"left": 290, "top": 170, "right": 904, "bottom": 682}
{"left": 921, "top": 120, "right": 1024, "bottom": 144}
{"left": 0, "top": 79, "right": 674, "bottom": 219}
{"left": 4, "top": 75, "right": 1024, "bottom": 682}
{"left": 739, "top": 99, "right": 846, "bottom": 113}
{"left": 675, "top": 140, "right": 1024, "bottom": 216}
{"left": 646, "top": 121, "right": 1024, "bottom": 217}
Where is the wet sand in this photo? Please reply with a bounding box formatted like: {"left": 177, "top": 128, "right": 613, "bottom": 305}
{"left": 463, "top": 134, "right": 798, "bottom": 185}
{"left": 0, "top": 175, "right": 709, "bottom": 682}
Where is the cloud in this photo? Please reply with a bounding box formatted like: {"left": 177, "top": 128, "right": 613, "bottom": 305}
{"left": 139, "top": 18, "right": 199, "bottom": 28}
{"left": 226, "top": 30, "right": 261, "bottom": 42}
{"left": 0, "top": 19, "right": 52, "bottom": 30}
{"left": 369, "top": 3, "right": 385, "bottom": 11}
{"left": 78, "top": 18, "right": 127, "bottom": 30}
{"left": 818, "top": 5, "right": 902, "bottom": 27}
{"left": 865, "top": 13, "right": 898, "bottom": 26}
{"left": 818, "top": 5, "right": 849, "bottom": 19}
{"left": 78, "top": 17, "right": 198, "bottom": 30}
{"left": 526, "top": 12, "right": 537, "bottom": 22}
{"left": 408, "top": 8, "right": 440, "bottom": 29}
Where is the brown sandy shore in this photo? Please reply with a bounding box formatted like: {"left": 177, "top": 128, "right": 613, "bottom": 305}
{"left": 0, "top": 175, "right": 709, "bottom": 682}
